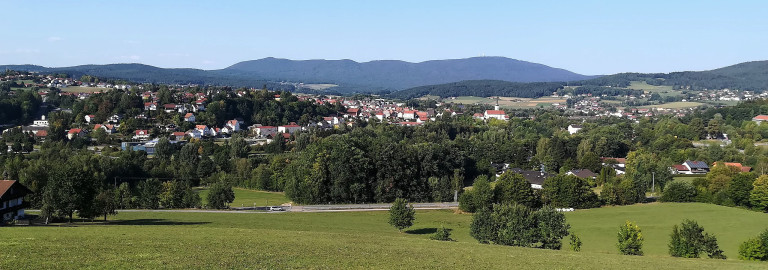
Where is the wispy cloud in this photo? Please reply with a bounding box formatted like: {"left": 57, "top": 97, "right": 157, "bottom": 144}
{"left": 47, "top": 36, "right": 62, "bottom": 42}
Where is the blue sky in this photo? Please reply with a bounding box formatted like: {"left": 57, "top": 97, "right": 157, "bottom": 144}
{"left": 1, "top": 0, "right": 766, "bottom": 75}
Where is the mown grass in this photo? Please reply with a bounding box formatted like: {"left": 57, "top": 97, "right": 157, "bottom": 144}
{"left": 1, "top": 203, "right": 766, "bottom": 269}
{"left": 641, "top": 101, "right": 705, "bottom": 109}
{"left": 197, "top": 187, "right": 290, "bottom": 207}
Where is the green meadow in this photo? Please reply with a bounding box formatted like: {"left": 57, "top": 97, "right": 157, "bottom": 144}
{"left": 197, "top": 187, "right": 290, "bottom": 207}
{"left": 1, "top": 203, "right": 766, "bottom": 269}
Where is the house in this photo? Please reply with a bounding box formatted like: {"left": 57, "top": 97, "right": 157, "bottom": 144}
{"left": 184, "top": 113, "right": 196, "bottom": 122}
{"left": 195, "top": 125, "right": 211, "bottom": 137}
{"left": 484, "top": 110, "right": 508, "bottom": 121}
{"left": 171, "top": 132, "right": 186, "bottom": 141}
{"left": 225, "top": 120, "right": 240, "bottom": 132}
{"left": 670, "top": 164, "right": 690, "bottom": 174}
{"left": 753, "top": 115, "right": 768, "bottom": 125}
{"left": 402, "top": 110, "right": 417, "bottom": 120}
{"left": 567, "top": 169, "right": 597, "bottom": 179}
{"left": 567, "top": 124, "right": 583, "bottom": 135}
{"left": 346, "top": 108, "right": 359, "bottom": 117}
{"left": 34, "top": 130, "right": 48, "bottom": 139}
{"left": 278, "top": 124, "right": 301, "bottom": 134}
{"left": 508, "top": 168, "right": 553, "bottom": 190}
{"left": 713, "top": 162, "right": 752, "bottom": 173}
{"left": 144, "top": 102, "right": 157, "bottom": 111}
{"left": 108, "top": 114, "right": 122, "bottom": 123}
{"left": 252, "top": 125, "right": 277, "bottom": 138}
{"left": 0, "top": 180, "right": 32, "bottom": 222}
{"left": 134, "top": 129, "right": 150, "bottom": 140}
{"left": 32, "top": 116, "right": 48, "bottom": 127}
{"left": 163, "top": 104, "right": 178, "bottom": 113}
{"left": 84, "top": 115, "right": 95, "bottom": 123}
{"left": 186, "top": 130, "right": 202, "bottom": 139}
{"left": 67, "top": 128, "right": 85, "bottom": 140}
{"left": 93, "top": 124, "right": 116, "bottom": 134}
{"left": 682, "top": 160, "right": 709, "bottom": 174}
{"left": 601, "top": 157, "right": 626, "bottom": 175}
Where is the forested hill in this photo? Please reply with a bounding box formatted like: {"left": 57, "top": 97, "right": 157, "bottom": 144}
{"left": 0, "top": 64, "right": 296, "bottom": 91}
{"left": 224, "top": 57, "right": 594, "bottom": 90}
{"left": 577, "top": 60, "right": 768, "bottom": 91}
{"left": 389, "top": 80, "right": 565, "bottom": 99}
{"left": 391, "top": 60, "right": 768, "bottom": 99}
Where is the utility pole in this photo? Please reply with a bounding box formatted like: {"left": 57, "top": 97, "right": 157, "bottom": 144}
{"left": 651, "top": 172, "right": 655, "bottom": 194}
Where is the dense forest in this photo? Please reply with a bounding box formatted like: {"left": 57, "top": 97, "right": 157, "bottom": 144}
{"left": 389, "top": 80, "right": 565, "bottom": 99}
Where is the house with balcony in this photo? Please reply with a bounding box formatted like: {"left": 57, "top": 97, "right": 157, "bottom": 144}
{"left": 0, "top": 180, "right": 32, "bottom": 222}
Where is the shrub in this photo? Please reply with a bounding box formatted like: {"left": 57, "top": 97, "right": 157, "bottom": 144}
{"left": 389, "top": 198, "right": 415, "bottom": 232}
{"left": 470, "top": 203, "right": 569, "bottom": 250}
{"left": 570, "top": 233, "right": 582, "bottom": 252}
{"left": 430, "top": 226, "right": 453, "bottom": 241}
{"left": 660, "top": 181, "right": 697, "bottom": 202}
{"left": 470, "top": 206, "right": 494, "bottom": 244}
{"left": 751, "top": 175, "right": 768, "bottom": 212}
{"left": 668, "top": 219, "right": 725, "bottom": 259}
{"left": 617, "top": 221, "right": 643, "bottom": 255}
{"left": 542, "top": 174, "right": 601, "bottom": 209}
{"left": 738, "top": 229, "right": 768, "bottom": 261}
{"left": 207, "top": 181, "right": 235, "bottom": 209}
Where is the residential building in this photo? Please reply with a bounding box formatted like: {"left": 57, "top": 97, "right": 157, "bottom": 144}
{"left": 0, "top": 180, "right": 32, "bottom": 221}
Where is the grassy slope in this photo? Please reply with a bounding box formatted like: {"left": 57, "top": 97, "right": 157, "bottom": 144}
{"left": 1, "top": 203, "right": 766, "bottom": 269}
{"left": 197, "top": 187, "right": 290, "bottom": 207}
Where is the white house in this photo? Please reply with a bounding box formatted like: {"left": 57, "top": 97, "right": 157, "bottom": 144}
{"left": 186, "top": 130, "right": 202, "bottom": 139}
{"left": 402, "top": 110, "right": 416, "bottom": 120}
{"left": 484, "top": 110, "right": 508, "bottom": 121}
{"left": 134, "top": 129, "right": 150, "bottom": 140}
{"left": 84, "top": 115, "right": 95, "bottom": 123}
{"left": 567, "top": 124, "right": 583, "bottom": 135}
{"left": 253, "top": 125, "right": 277, "bottom": 138}
{"left": 195, "top": 125, "right": 212, "bottom": 137}
{"left": 278, "top": 124, "right": 301, "bottom": 134}
{"left": 33, "top": 116, "right": 48, "bottom": 127}
{"left": 225, "top": 120, "right": 241, "bottom": 132}
{"left": 753, "top": 115, "right": 768, "bottom": 125}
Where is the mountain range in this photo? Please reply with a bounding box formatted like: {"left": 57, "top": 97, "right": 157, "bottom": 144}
{"left": 0, "top": 57, "right": 594, "bottom": 92}
{"left": 2, "top": 58, "right": 768, "bottom": 97}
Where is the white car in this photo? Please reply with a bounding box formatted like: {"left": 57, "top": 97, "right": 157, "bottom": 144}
{"left": 269, "top": 206, "right": 284, "bottom": 211}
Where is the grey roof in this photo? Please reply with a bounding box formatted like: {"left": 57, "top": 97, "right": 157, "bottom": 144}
{"left": 684, "top": 160, "right": 709, "bottom": 169}
{"left": 509, "top": 168, "right": 553, "bottom": 186}
{"left": 569, "top": 169, "right": 597, "bottom": 179}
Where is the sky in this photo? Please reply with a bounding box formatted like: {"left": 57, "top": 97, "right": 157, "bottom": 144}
{"left": 1, "top": 0, "right": 766, "bottom": 75}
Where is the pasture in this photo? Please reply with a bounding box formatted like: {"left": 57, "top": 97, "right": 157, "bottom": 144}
{"left": 1, "top": 203, "right": 766, "bottom": 269}
{"left": 197, "top": 187, "right": 290, "bottom": 207}
{"left": 444, "top": 96, "right": 566, "bottom": 109}
{"left": 642, "top": 101, "right": 705, "bottom": 109}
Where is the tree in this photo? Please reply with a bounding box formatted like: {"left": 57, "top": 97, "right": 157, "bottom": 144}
{"left": 542, "top": 174, "right": 600, "bottom": 209}
{"left": 729, "top": 173, "right": 756, "bottom": 207}
{"left": 494, "top": 171, "right": 539, "bottom": 208}
{"left": 116, "top": 182, "right": 133, "bottom": 209}
{"left": 154, "top": 137, "right": 173, "bottom": 159}
{"left": 492, "top": 203, "right": 539, "bottom": 247}
{"left": 138, "top": 179, "right": 162, "bottom": 209}
{"left": 93, "top": 189, "right": 118, "bottom": 221}
{"left": 459, "top": 175, "right": 494, "bottom": 213}
{"left": 470, "top": 206, "right": 494, "bottom": 244}
{"left": 230, "top": 136, "right": 249, "bottom": 159}
{"left": 738, "top": 229, "right": 768, "bottom": 261}
{"left": 617, "top": 221, "right": 643, "bottom": 255}
{"left": 668, "top": 219, "right": 726, "bottom": 259}
{"left": 660, "top": 181, "right": 697, "bottom": 202}
{"left": 570, "top": 233, "right": 582, "bottom": 252}
{"left": 750, "top": 175, "right": 768, "bottom": 212}
{"left": 430, "top": 226, "right": 453, "bottom": 241}
{"left": 207, "top": 181, "right": 235, "bottom": 209}
{"left": 536, "top": 205, "right": 571, "bottom": 250}
{"left": 388, "top": 198, "right": 415, "bottom": 232}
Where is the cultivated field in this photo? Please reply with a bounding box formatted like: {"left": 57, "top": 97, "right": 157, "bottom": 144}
{"left": 2, "top": 203, "right": 766, "bottom": 269}
{"left": 626, "top": 81, "right": 682, "bottom": 97}
{"left": 445, "top": 96, "right": 566, "bottom": 109}
{"left": 300, "top": 84, "right": 338, "bottom": 90}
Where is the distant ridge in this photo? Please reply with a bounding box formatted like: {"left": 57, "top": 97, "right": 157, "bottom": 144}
{"left": 224, "top": 56, "right": 595, "bottom": 90}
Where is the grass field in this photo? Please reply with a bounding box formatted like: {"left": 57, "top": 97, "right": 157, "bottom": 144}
{"left": 445, "top": 96, "right": 566, "bottom": 109}
{"left": 626, "top": 81, "right": 682, "bottom": 97}
{"left": 2, "top": 203, "right": 767, "bottom": 269}
{"left": 197, "top": 187, "right": 290, "bottom": 207}
{"left": 641, "top": 101, "right": 705, "bottom": 109}
{"left": 301, "top": 84, "right": 338, "bottom": 90}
